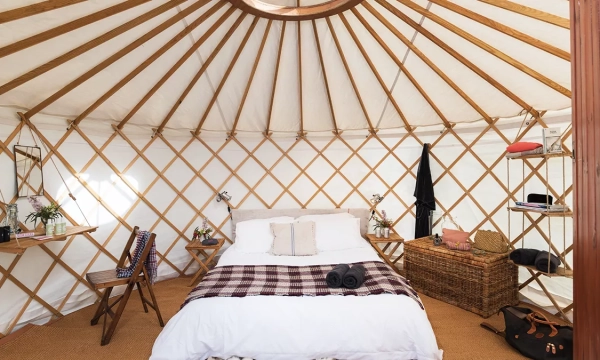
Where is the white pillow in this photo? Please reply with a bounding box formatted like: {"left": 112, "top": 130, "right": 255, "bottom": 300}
{"left": 312, "top": 217, "right": 365, "bottom": 251}
{"left": 295, "top": 212, "right": 355, "bottom": 222}
{"left": 235, "top": 216, "right": 295, "bottom": 253}
{"left": 270, "top": 222, "right": 317, "bottom": 256}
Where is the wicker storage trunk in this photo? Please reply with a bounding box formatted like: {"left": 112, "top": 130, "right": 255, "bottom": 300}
{"left": 405, "top": 237, "right": 518, "bottom": 318}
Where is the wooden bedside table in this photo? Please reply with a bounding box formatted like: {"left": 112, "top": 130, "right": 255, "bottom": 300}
{"left": 366, "top": 233, "right": 404, "bottom": 274}
{"left": 185, "top": 238, "right": 224, "bottom": 286}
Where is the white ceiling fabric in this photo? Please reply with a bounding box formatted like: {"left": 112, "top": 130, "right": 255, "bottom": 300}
{"left": 0, "top": 0, "right": 571, "bottom": 133}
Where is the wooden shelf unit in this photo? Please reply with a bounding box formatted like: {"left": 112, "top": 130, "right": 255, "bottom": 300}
{"left": 509, "top": 261, "right": 573, "bottom": 278}
{"left": 0, "top": 226, "right": 98, "bottom": 255}
{"left": 506, "top": 151, "right": 572, "bottom": 160}
{"left": 508, "top": 206, "right": 573, "bottom": 217}
{"left": 506, "top": 148, "right": 573, "bottom": 323}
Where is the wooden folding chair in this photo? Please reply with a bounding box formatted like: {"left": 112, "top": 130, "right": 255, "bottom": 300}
{"left": 86, "top": 226, "right": 164, "bottom": 345}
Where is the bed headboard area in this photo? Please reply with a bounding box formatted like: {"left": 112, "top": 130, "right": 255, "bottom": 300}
{"left": 231, "top": 208, "right": 371, "bottom": 241}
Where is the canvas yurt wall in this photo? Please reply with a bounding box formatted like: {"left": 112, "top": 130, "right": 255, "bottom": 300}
{"left": 0, "top": 0, "right": 572, "bottom": 336}
{"left": 0, "top": 108, "right": 573, "bottom": 335}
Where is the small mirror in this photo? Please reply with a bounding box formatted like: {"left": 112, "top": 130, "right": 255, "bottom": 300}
{"left": 14, "top": 145, "right": 44, "bottom": 197}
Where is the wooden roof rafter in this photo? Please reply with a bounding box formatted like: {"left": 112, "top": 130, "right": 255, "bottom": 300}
{"left": 339, "top": 12, "right": 421, "bottom": 129}
{"left": 311, "top": 20, "right": 339, "bottom": 135}
{"left": 194, "top": 17, "right": 261, "bottom": 136}
{"left": 429, "top": 0, "right": 569, "bottom": 61}
{"left": 478, "top": 0, "right": 570, "bottom": 29}
{"left": 340, "top": 9, "right": 451, "bottom": 129}
{"left": 297, "top": 20, "right": 305, "bottom": 137}
{"left": 265, "top": 21, "right": 287, "bottom": 136}
{"left": 230, "top": 20, "right": 273, "bottom": 135}
{"left": 360, "top": 3, "right": 494, "bottom": 125}
{"left": 0, "top": 0, "right": 149, "bottom": 59}
{"left": 110, "top": 3, "right": 234, "bottom": 130}
{"left": 396, "top": 0, "right": 571, "bottom": 98}
{"left": 155, "top": 12, "right": 249, "bottom": 134}
{"left": 0, "top": 0, "right": 86, "bottom": 25}
{"left": 0, "top": 0, "right": 185, "bottom": 97}
{"left": 375, "top": 0, "right": 543, "bottom": 122}
{"left": 325, "top": 17, "right": 375, "bottom": 133}
{"left": 75, "top": 1, "right": 227, "bottom": 127}
{"left": 24, "top": 0, "right": 208, "bottom": 119}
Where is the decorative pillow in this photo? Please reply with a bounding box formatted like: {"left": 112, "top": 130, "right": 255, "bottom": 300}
{"left": 235, "top": 216, "right": 295, "bottom": 253}
{"left": 313, "top": 217, "right": 364, "bottom": 251}
{"left": 295, "top": 212, "right": 355, "bottom": 222}
{"left": 506, "top": 142, "right": 543, "bottom": 153}
{"left": 271, "top": 221, "right": 317, "bottom": 256}
{"left": 442, "top": 228, "right": 469, "bottom": 244}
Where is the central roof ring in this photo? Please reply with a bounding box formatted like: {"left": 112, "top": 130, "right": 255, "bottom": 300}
{"left": 226, "top": 0, "right": 366, "bottom": 21}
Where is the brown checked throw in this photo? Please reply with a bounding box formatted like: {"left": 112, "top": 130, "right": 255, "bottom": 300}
{"left": 182, "top": 261, "right": 423, "bottom": 309}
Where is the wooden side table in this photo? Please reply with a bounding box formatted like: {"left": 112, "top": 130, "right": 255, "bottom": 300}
{"left": 185, "top": 238, "right": 224, "bottom": 286}
{"left": 366, "top": 233, "right": 404, "bottom": 274}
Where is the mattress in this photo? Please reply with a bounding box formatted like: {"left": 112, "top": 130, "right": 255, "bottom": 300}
{"left": 150, "top": 242, "right": 443, "bottom": 360}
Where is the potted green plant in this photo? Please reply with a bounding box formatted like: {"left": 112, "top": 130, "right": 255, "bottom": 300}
{"left": 373, "top": 210, "right": 393, "bottom": 238}
{"left": 24, "top": 196, "right": 63, "bottom": 232}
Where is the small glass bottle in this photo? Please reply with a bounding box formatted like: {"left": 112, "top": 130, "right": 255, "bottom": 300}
{"left": 6, "top": 204, "right": 19, "bottom": 235}
{"left": 45, "top": 220, "right": 55, "bottom": 236}
{"left": 55, "top": 219, "right": 63, "bottom": 235}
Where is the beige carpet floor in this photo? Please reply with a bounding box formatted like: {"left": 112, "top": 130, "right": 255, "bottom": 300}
{"left": 0, "top": 277, "right": 530, "bottom": 359}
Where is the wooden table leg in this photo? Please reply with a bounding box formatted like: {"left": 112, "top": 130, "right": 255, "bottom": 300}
{"left": 188, "top": 253, "right": 210, "bottom": 286}
{"left": 198, "top": 249, "right": 218, "bottom": 266}
{"left": 371, "top": 243, "right": 401, "bottom": 275}
{"left": 187, "top": 248, "right": 219, "bottom": 287}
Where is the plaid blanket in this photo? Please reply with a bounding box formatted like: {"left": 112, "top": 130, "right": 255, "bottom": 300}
{"left": 116, "top": 230, "right": 157, "bottom": 284}
{"left": 182, "top": 261, "right": 422, "bottom": 309}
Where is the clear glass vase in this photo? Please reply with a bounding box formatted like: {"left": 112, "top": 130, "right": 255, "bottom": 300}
{"left": 6, "top": 204, "right": 19, "bottom": 235}
{"left": 441, "top": 215, "right": 459, "bottom": 230}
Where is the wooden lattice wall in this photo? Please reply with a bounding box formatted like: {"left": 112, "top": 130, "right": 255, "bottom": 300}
{"left": 0, "top": 111, "right": 572, "bottom": 335}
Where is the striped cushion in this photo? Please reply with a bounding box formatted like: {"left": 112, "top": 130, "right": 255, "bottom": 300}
{"left": 270, "top": 221, "right": 317, "bottom": 256}
{"left": 446, "top": 241, "right": 472, "bottom": 251}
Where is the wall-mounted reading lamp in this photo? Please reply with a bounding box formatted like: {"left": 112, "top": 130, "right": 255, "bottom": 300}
{"left": 370, "top": 194, "right": 384, "bottom": 205}
{"left": 216, "top": 191, "right": 233, "bottom": 217}
{"left": 369, "top": 193, "right": 384, "bottom": 220}
{"left": 216, "top": 191, "right": 232, "bottom": 203}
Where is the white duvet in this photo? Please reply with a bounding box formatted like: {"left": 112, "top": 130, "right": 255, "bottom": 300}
{"left": 151, "top": 242, "right": 443, "bottom": 360}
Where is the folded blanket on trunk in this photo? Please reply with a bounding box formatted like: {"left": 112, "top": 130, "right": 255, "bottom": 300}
{"left": 342, "top": 264, "right": 366, "bottom": 289}
{"left": 182, "top": 261, "right": 423, "bottom": 309}
{"left": 509, "top": 248, "right": 540, "bottom": 265}
{"left": 326, "top": 264, "right": 350, "bottom": 288}
{"left": 535, "top": 251, "right": 561, "bottom": 273}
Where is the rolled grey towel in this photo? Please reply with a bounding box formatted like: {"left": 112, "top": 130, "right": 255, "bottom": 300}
{"left": 509, "top": 248, "right": 540, "bottom": 266}
{"left": 326, "top": 264, "right": 350, "bottom": 288}
{"left": 535, "top": 251, "right": 561, "bottom": 273}
{"left": 342, "top": 264, "right": 366, "bottom": 289}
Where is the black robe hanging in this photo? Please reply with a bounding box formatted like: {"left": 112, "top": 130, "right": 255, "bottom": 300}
{"left": 414, "top": 143, "right": 435, "bottom": 239}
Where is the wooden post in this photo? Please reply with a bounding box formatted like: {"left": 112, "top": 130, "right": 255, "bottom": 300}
{"left": 571, "top": 0, "right": 600, "bottom": 357}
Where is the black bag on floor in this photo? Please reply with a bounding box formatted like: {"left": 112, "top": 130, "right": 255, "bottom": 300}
{"left": 481, "top": 306, "right": 573, "bottom": 360}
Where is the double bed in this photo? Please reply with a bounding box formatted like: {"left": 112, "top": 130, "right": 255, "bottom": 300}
{"left": 151, "top": 209, "right": 443, "bottom": 360}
